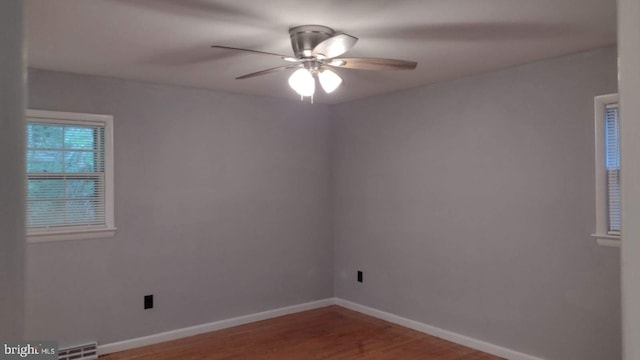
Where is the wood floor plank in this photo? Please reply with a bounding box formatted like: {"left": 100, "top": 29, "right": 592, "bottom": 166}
{"left": 100, "top": 305, "right": 504, "bottom": 360}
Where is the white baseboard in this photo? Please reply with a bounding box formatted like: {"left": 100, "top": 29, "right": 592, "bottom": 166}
{"left": 334, "top": 298, "right": 544, "bottom": 360}
{"left": 99, "top": 297, "right": 543, "bottom": 360}
{"left": 97, "top": 298, "right": 334, "bottom": 355}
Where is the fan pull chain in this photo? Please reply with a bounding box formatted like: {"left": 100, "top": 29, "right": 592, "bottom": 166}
{"left": 299, "top": 95, "right": 314, "bottom": 104}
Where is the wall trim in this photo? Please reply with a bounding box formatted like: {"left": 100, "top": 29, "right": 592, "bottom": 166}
{"left": 97, "top": 298, "right": 334, "bottom": 356}
{"left": 99, "top": 297, "right": 543, "bottom": 360}
{"left": 334, "top": 298, "right": 545, "bottom": 360}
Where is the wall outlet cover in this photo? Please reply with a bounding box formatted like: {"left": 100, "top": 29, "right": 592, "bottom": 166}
{"left": 144, "top": 294, "right": 154, "bottom": 309}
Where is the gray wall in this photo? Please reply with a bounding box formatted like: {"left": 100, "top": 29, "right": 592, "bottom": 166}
{"left": 26, "top": 70, "right": 333, "bottom": 346}
{"left": 0, "top": 0, "right": 26, "bottom": 340}
{"left": 26, "top": 47, "right": 620, "bottom": 360}
{"left": 332, "top": 47, "right": 620, "bottom": 360}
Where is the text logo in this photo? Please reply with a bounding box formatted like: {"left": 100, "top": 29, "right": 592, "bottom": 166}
{"left": 1, "top": 341, "right": 57, "bottom": 359}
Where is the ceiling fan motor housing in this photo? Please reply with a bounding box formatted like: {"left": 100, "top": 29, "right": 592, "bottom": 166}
{"left": 289, "top": 25, "right": 336, "bottom": 58}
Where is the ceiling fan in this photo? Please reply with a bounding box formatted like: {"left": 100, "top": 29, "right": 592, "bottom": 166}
{"left": 212, "top": 25, "right": 417, "bottom": 102}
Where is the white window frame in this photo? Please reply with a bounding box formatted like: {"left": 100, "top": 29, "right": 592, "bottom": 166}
{"left": 26, "top": 109, "right": 116, "bottom": 243}
{"left": 593, "top": 94, "right": 621, "bottom": 247}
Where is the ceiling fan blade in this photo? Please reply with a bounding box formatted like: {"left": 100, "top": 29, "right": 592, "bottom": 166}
{"left": 312, "top": 34, "right": 358, "bottom": 59}
{"left": 328, "top": 57, "right": 417, "bottom": 70}
{"left": 236, "top": 65, "right": 299, "bottom": 80}
{"left": 211, "top": 45, "right": 299, "bottom": 62}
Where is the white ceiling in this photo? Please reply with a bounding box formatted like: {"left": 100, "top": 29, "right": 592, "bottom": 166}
{"left": 26, "top": 0, "right": 616, "bottom": 104}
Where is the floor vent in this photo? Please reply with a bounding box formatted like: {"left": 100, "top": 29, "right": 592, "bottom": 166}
{"left": 58, "top": 342, "right": 97, "bottom": 360}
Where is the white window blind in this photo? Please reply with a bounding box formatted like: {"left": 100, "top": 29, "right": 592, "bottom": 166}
{"left": 605, "top": 104, "right": 621, "bottom": 233}
{"left": 25, "top": 114, "right": 111, "bottom": 233}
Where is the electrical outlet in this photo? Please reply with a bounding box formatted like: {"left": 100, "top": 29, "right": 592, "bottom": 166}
{"left": 357, "top": 271, "right": 363, "bottom": 283}
{"left": 144, "top": 294, "right": 154, "bottom": 309}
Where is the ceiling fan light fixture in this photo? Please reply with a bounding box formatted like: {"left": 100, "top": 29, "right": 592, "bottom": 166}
{"left": 288, "top": 68, "right": 315, "bottom": 97}
{"left": 219, "top": 24, "right": 417, "bottom": 102}
{"left": 319, "top": 69, "right": 342, "bottom": 94}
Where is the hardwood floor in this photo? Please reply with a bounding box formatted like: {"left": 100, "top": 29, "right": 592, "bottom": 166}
{"left": 100, "top": 305, "right": 503, "bottom": 359}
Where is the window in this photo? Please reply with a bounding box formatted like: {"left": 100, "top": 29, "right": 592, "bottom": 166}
{"left": 593, "top": 94, "right": 620, "bottom": 247}
{"left": 26, "top": 110, "right": 115, "bottom": 242}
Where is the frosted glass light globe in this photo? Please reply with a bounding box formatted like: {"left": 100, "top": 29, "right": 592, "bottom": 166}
{"left": 288, "top": 68, "right": 315, "bottom": 97}
{"left": 319, "top": 69, "right": 342, "bottom": 94}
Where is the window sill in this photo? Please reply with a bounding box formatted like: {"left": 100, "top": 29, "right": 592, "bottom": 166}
{"left": 27, "top": 227, "right": 117, "bottom": 244}
{"left": 592, "top": 233, "right": 621, "bottom": 248}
